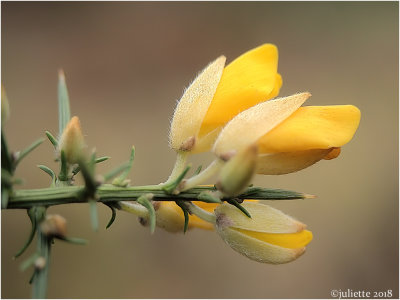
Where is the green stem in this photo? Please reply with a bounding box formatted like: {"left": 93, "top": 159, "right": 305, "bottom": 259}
{"left": 5, "top": 185, "right": 310, "bottom": 209}
{"left": 32, "top": 228, "right": 51, "bottom": 298}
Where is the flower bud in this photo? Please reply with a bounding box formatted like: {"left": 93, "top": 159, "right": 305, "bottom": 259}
{"left": 216, "top": 144, "right": 258, "bottom": 197}
{"left": 215, "top": 202, "right": 312, "bottom": 264}
{"left": 40, "top": 214, "right": 67, "bottom": 238}
{"left": 58, "top": 116, "right": 85, "bottom": 164}
{"left": 34, "top": 257, "right": 46, "bottom": 270}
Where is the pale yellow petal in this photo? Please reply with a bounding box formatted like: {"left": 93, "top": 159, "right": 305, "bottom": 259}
{"left": 215, "top": 202, "right": 305, "bottom": 234}
{"left": 213, "top": 93, "right": 310, "bottom": 157}
{"left": 258, "top": 105, "right": 361, "bottom": 153}
{"left": 257, "top": 149, "right": 333, "bottom": 175}
{"left": 199, "top": 44, "right": 282, "bottom": 138}
{"left": 169, "top": 56, "right": 226, "bottom": 151}
{"left": 216, "top": 226, "right": 306, "bottom": 264}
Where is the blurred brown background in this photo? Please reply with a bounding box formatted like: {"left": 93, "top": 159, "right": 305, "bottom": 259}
{"left": 1, "top": 2, "right": 398, "bottom": 299}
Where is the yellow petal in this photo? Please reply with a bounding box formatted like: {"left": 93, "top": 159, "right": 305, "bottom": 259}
{"left": 156, "top": 202, "right": 214, "bottom": 231}
{"left": 199, "top": 44, "right": 282, "bottom": 140}
{"left": 257, "top": 149, "right": 333, "bottom": 175}
{"left": 258, "top": 105, "right": 361, "bottom": 153}
{"left": 233, "top": 228, "right": 313, "bottom": 249}
{"left": 169, "top": 56, "right": 226, "bottom": 151}
{"left": 216, "top": 225, "right": 306, "bottom": 264}
{"left": 213, "top": 93, "right": 310, "bottom": 157}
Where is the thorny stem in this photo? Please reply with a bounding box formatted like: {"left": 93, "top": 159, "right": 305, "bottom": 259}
{"left": 32, "top": 231, "right": 51, "bottom": 299}
{"left": 6, "top": 184, "right": 311, "bottom": 209}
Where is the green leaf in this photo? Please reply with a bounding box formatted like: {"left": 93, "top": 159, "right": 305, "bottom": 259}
{"left": 197, "top": 192, "right": 222, "bottom": 203}
{"left": 137, "top": 194, "right": 155, "bottom": 234}
{"left": 103, "top": 162, "right": 131, "bottom": 182}
{"left": 14, "top": 208, "right": 38, "bottom": 258}
{"left": 45, "top": 131, "right": 58, "bottom": 148}
{"left": 175, "top": 201, "right": 189, "bottom": 233}
{"left": 58, "top": 150, "right": 69, "bottom": 182}
{"left": 78, "top": 158, "right": 99, "bottom": 196}
{"left": 72, "top": 156, "right": 110, "bottom": 176}
{"left": 1, "top": 188, "right": 9, "bottom": 209}
{"left": 1, "top": 130, "right": 12, "bottom": 173}
{"left": 238, "top": 187, "right": 309, "bottom": 200}
{"left": 162, "top": 164, "right": 191, "bottom": 194}
{"left": 20, "top": 252, "right": 40, "bottom": 272}
{"left": 38, "top": 165, "right": 56, "bottom": 187}
{"left": 29, "top": 271, "right": 36, "bottom": 284}
{"left": 59, "top": 236, "right": 88, "bottom": 245}
{"left": 105, "top": 204, "right": 117, "bottom": 229}
{"left": 89, "top": 200, "right": 98, "bottom": 232}
{"left": 112, "top": 146, "right": 135, "bottom": 187}
{"left": 194, "top": 165, "right": 202, "bottom": 175}
{"left": 227, "top": 199, "right": 251, "bottom": 218}
{"left": 58, "top": 70, "right": 71, "bottom": 137}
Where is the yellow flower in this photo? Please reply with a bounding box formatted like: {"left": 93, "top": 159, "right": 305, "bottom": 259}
{"left": 256, "top": 105, "right": 360, "bottom": 174}
{"left": 215, "top": 202, "right": 312, "bottom": 264}
{"left": 170, "top": 44, "right": 281, "bottom": 153}
{"left": 214, "top": 93, "right": 361, "bottom": 174}
{"left": 58, "top": 116, "right": 85, "bottom": 164}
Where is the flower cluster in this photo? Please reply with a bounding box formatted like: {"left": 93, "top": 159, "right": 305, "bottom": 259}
{"left": 145, "top": 44, "right": 360, "bottom": 264}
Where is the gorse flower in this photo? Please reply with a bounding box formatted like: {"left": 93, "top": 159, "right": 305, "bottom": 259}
{"left": 214, "top": 93, "right": 361, "bottom": 175}
{"left": 126, "top": 43, "right": 360, "bottom": 264}
{"left": 215, "top": 202, "right": 312, "bottom": 264}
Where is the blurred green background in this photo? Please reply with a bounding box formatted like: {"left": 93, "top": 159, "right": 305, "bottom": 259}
{"left": 1, "top": 2, "right": 398, "bottom": 298}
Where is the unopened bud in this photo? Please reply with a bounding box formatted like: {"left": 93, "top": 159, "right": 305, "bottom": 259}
{"left": 58, "top": 116, "right": 85, "bottom": 164}
{"left": 216, "top": 144, "right": 258, "bottom": 197}
{"left": 34, "top": 256, "right": 46, "bottom": 270}
{"left": 40, "top": 214, "right": 67, "bottom": 238}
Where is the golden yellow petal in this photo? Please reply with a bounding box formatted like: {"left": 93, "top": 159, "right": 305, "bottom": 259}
{"left": 156, "top": 202, "right": 214, "bottom": 231}
{"left": 256, "top": 149, "right": 333, "bottom": 175}
{"left": 258, "top": 105, "right": 361, "bottom": 153}
{"left": 199, "top": 44, "right": 282, "bottom": 139}
{"left": 233, "top": 228, "right": 313, "bottom": 249}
